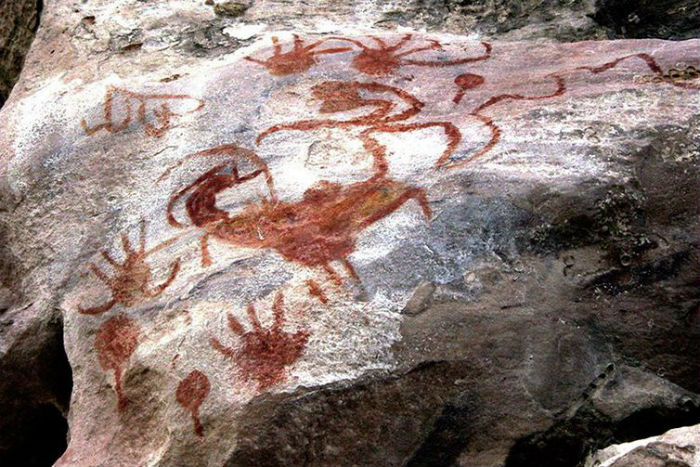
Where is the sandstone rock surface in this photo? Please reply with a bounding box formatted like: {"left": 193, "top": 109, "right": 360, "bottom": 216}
{"left": 1, "top": 1, "right": 699, "bottom": 467}
{"left": 0, "top": 0, "right": 41, "bottom": 107}
{"left": 585, "top": 424, "right": 700, "bottom": 467}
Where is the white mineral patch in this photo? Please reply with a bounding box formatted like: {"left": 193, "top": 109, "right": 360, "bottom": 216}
{"left": 222, "top": 23, "right": 267, "bottom": 40}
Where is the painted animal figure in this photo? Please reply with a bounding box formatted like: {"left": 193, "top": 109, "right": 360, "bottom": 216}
{"left": 163, "top": 144, "right": 431, "bottom": 282}
{"left": 210, "top": 291, "right": 309, "bottom": 390}
{"left": 204, "top": 175, "right": 431, "bottom": 282}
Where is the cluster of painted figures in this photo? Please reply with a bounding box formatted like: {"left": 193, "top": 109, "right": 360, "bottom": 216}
{"left": 76, "top": 34, "right": 699, "bottom": 437}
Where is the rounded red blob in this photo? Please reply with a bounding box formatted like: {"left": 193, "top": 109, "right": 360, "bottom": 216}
{"left": 177, "top": 369, "right": 211, "bottom": 437}
{"left": 455, "top": 73, "right": 485, "bottom": 89}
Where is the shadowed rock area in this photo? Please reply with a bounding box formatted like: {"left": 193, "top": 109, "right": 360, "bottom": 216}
{"left": 0, "top": 1, "right": 698, "bottom": 467}
{"left": 594, "top": 0, "right": 700, "bottom": 40}
{"left": 0, "top": 0, "right": 41, "bottom": 108}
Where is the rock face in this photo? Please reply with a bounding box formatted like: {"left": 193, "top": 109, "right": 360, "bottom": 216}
{"left": 585, "top": 424, "right": 700, "bottom": 467}
{"left": 0, "top": 0, "right": 41, "bottom": 107}
{"left": 0, "top": 2, "right": 699, "bottom": 467}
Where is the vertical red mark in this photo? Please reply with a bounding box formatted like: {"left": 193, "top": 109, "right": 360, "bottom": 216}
{"left": 306, "top": 279, "right": 328, "bottom": 304}
{"left": 210, "top": 292, "right": 310, "bottom": 390}
{"left": 81, "top": 86, "right": 204, "bottom": 138}
{"left": 176, "top": 370, "right": 211, "bottom": 437}
{"left": 95, "top": 315, "right": 140, "bottom": 411}
{"left": 77, "top": 219, "right": 181, "bottom": 315}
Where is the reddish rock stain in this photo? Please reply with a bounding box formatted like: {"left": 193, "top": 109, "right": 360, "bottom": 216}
{"left": 81, "top": 86, "right": 204, "bottom": 138}
{"left": 210, "top": 292, "right": 310, "bottom": 390}
{"left": 245, "top": 34, "right": 351, "bottom": 75}
{"left": 95, "top": 315, "right": 140, "bottom": 411}
{"left": 176, "top": 370, "right": 210, "bottom": 437}
{"left": 77, "top": 219, "right": 181, "bottom": 315}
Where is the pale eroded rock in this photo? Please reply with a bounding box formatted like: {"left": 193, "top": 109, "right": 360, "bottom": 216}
{"left": 585, "top": 424, "right": 700, "bottom": 467}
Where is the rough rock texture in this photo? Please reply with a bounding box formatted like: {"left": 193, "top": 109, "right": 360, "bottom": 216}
{"left": 594, "top": 0, "right": 700, "bottom": 40}
{"left": 585, "top": 424, "right": 700, "bottom": 467}
{"left": 3, "top": 0, "right": 700, "bottom": 106}
{"left": 1, "top": 2, "right": 699, "bottom": 467}
{"left": 0, "top": 0, "right": 41, "bottom": 108}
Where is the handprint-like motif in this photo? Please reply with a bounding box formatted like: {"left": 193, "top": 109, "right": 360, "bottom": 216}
{"left": 78, "top": 219, "right": 180, "bottom": 315}
{"left": 210, "top": 292, "right": 310, "bottom": 390}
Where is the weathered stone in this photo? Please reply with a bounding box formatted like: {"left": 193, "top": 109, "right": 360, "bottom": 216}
{"left": 1, "top": 1, "right": 699, "bottom": 466}
{"left": 214, "top": 2, "right": 249, "bottom": 18}
{"left": 0, "top": 0, "right": 41, "bottom": 108}
{"left": 585, "top": 424, "right": 700, "bottom": 467}
{"left": 0, "top": 305, "right": 72, "bottom": 467}
{"left": 594, "top": 0, "right": 700, "bottom": 40}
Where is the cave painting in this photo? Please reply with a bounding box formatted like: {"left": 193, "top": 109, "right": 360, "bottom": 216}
{"left": 246, "top": 33, "right": 491, "bottom": 77}
{"left": 81, "top": 86, "right": 204, "bottom": 138}
{"left": 257, "top": 80, "right": 461, "bottom": 175}
{"left": 306, "top": 279, "right": 328, "bottom": 304}
{"left": 71, "top": 38, "right": 700, "bottom": 434}
{"left": 244, "top": 34, "right": 352, "bottom": 75}
{"left": 162, "top": 142, "right": 430, "bottom": 283}
{"left": 444, "top": 52, "right": 700, "bottom": 169}
{"left": 452, "top": 73, "right": 486, "bottom": 104}
{"left": 78, "top": 219, "right": 181, "bottom": 315}
{"left": 210, "top": 292, "right": 310, "bottom": 390}
{"left": 95, "top": 315, "right": 140, "bottom": 411}
{"left": 176, "top": 370, "right": 211, "bottom": 437}
{"left": 326, "top": 34, "right": 492, "bottom": 77}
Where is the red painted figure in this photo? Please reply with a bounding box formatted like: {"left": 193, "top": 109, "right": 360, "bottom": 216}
{"left": 452, "top": 73, "right": 485, "bottom": 104}
{"left": 205, "top": 176, "right": 431, "bottom": 282}
{"left": 257, "top": 81, "right": 461, "bottom": 176}
{"left": 163, "top": 143, "right": 431, "bottom": 282}
{"left": 442, "top": 52, "right": 698, "bottom": 169}
{"left": 176, "top": 370, "right": 210, "bottom": 437}
{"left": 210, "top": 292, "right": 310, "bottom": 390}
{"left": 95, "top": 315, "right": 140, "bottom": 411}
{"left": 324, "top": 34, "right": 491, "bottom": 77}
{"left": 245, "top": 34, "right": 351, "bottom": 75}
{"left": 77, "top": 219, "right": 181, "bottom": 315}
{"left": 81, "top": 86, "right": 204, "bottom": 138}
